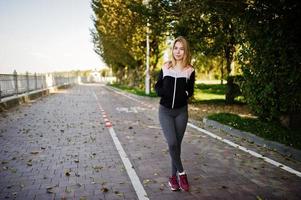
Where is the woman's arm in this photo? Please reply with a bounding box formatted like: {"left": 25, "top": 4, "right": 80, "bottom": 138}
{"left": 187, "top": 71, "right": 195, "bottom": 98}
{"left": 154, "top": 69, "right": 165, "bottom": 97}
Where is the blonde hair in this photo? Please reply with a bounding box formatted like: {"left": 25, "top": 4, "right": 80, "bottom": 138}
{"left": 171, "top": 36, "right": 191, "bottom": 68}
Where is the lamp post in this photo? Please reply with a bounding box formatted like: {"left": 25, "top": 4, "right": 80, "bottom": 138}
{"left": 143, "top": 0, "right": 150, "bottom": 95}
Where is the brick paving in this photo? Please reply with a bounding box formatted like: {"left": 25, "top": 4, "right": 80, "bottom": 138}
{"left": 0, "top": 84, "right": 301, "bottom": 200}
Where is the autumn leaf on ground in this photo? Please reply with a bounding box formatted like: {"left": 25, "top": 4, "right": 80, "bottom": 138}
{"left": 159, "top": 183, "right": 165, "bottom": 191}
{"left": 162, "top": 149, "right": 169, "bottom": 154}
{"left": 30, "top": 151, "right": 39, "bottom": 155}
{"left": 101, "top": 187, "right": 109, "bottom": 193}
{"left": 221, "top": 185, "right": 228, "bottom": 189}
{"left": 114, "top": 191, "right": 123, "bottom": 197}
{"left": 46, "top": 185, "right": 58, "bottom": 193}
{"left": 92, "top": 165, "right": 103, "bottom": 172}
{"left": 65, "top": 170, "right": 71, "bottom": 176}
{"left": 27, "top": 160, "right": 32, "bottom": 166}
{"left": 143, "top": 179, "right": 151, "bottom": 185}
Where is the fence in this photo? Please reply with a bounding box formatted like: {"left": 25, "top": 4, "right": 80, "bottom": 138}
{"left": 0, "top": 70, "right": 78, "bottom": 101}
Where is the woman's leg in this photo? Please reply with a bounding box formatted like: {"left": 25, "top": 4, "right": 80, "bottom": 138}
{"left": 159, "top": 106, "right": 182, "bottom": 176}
{"left": 174, "top": 106, "right": 188, "bottom": 173}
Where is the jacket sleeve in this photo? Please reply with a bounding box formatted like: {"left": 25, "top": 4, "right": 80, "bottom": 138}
{"left": 187, "top": 70, "right": 195, "bottom": 98}
{"left": 154, "top": 69, "right": 165, "bottom": 97}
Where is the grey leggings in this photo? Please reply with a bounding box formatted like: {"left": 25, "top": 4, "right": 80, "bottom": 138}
{"left": 159, "top": 105, "right": 188, "bottom": 176}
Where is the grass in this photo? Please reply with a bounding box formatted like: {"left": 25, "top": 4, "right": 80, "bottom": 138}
{"left": 193, "top": 83, "right": 245, "bottom": 104}
{"left": 208, "top": 113, "right": 301, "bottom": 150}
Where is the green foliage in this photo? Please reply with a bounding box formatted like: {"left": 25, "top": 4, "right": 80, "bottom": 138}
{"left": 91, "top": 0, "right": 146, "bottom": 85}
{"left": 208, "top": 113, "right": 301, "bottom": 150}
{"left": 92, "top": 0, "right": 301, "bottom": 129}
{"left": 91, "top": 0, "right": 169, "bottom": 88}
{"left": 166, "top": 0, "right": 248, "bottom": 103}
{"left": 238, "top": 0, "right": 301, "bottom": 121}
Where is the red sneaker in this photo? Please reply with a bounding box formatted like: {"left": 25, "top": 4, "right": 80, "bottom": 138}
{"left": 168, "top": 176, "right": 180, "bottom": 191}
{"left": 179, "top": 173, "right": 189, "bottom": 191}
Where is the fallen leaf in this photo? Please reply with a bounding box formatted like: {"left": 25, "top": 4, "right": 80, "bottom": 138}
{"left": 65, "top": 170, "right": 71, "bottom": 176}
{"left": 46, "top": 187, "right": 55, "bottom": 193}
{"left": 101, "top": 187, "right": 109, "bottom": 193}
{"left": 30, "top": 151, "right": 39, "bottom": 155}
{"left": 92, "top": 165, "right": 103, "bottom": 172}
{"left": 27, "top": 161, "right": 32, "bottom": 166}
{"left": 143, "top": 179, "right": 151, "bottom": 185}
{"left": 114, "top": 191, "right": 123, "bottom": 197}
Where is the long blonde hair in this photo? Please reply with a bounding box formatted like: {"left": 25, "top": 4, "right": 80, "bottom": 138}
{"left": 171, "top": 36, "right": 191, "bottom": 68}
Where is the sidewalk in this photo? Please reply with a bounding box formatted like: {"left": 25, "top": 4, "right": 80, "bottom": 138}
{"left": 0, "top": 84, "right": 301, "bottom": 200}
{"left": 0, "top": 85, "right": 137, "bottom": 200}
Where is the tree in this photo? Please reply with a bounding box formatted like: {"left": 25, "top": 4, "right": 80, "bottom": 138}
{"left": 239, "top": 0, "right": 301, "bottom": 129}
{"left": 91, "top": 0, "right": 146, "bottom": 86}
{"left": 160, "top": 0, "right": 248, "bottom": 103}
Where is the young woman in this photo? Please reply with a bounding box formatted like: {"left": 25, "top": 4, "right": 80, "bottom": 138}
{"left": 155, "top": 36, "right": 195, "bottom": 192}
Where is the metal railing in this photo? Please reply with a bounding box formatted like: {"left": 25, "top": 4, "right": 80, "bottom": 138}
{"left": 0, "top": 70, "right": 78, "bottom": 101}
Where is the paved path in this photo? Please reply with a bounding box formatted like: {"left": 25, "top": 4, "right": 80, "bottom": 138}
{"left": 0, "top": 84, "right": 300, "bottom": 200}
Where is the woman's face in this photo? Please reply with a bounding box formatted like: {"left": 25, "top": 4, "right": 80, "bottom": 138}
{"left": 173, "top": 41, "right": 185, "bottom": 62}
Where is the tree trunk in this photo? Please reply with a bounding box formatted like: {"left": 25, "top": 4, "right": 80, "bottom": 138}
{"left": 220, "top": 59, "right": 224, "bottom": 85}
{"left": 280, "top": 113, "right": 301, "bottom": 130}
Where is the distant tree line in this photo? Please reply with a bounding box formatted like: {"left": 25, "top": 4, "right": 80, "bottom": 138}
{"left": 91, "top": 0, "right": 301, "bottom": 129}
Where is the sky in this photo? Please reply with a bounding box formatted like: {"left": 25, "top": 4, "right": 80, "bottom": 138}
{"left": 0, "top": 0, "right": 105, "bottom": 74}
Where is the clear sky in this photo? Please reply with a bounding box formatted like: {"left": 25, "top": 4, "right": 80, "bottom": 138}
{"left": 0, "top": 0, "right": 105, "bottom": 74}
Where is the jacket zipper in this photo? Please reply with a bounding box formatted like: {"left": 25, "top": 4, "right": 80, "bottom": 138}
{"left": 172, "top": 72, "right": 177, "bottom": 108}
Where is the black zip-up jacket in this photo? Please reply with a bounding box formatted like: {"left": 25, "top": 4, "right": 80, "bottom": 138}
{"left": 155, "top": 64, "right": 195, "bottom": 109}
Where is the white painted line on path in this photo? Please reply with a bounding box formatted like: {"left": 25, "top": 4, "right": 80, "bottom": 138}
{"left": 92, "top": 91, "right": 149, "bottom": 200}
{"left": 187, "top": 123, "right": 301, "bottom": 178}
{"left": 107, "top": 87, "right": 301, "bottom": 178}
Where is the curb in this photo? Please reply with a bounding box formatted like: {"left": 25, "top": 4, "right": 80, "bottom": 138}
{"left": 203, "top": 117, "right": 301, "bottom": 162}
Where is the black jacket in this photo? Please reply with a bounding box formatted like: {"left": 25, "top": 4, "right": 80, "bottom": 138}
{"left": 155, "top": 65, "right": 195, "bottom": 109}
